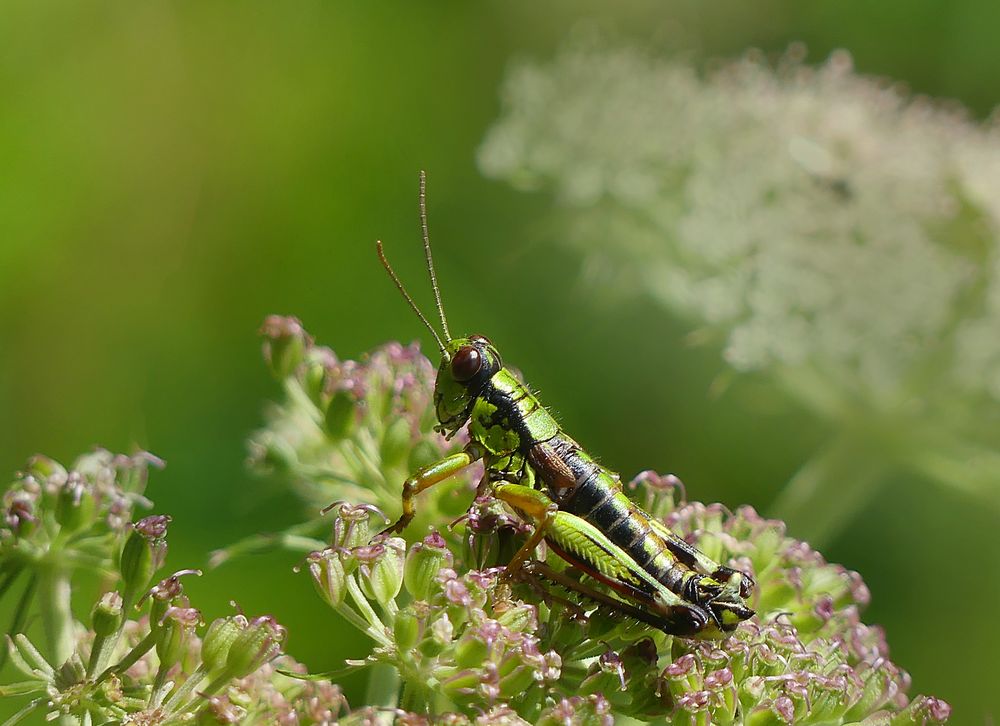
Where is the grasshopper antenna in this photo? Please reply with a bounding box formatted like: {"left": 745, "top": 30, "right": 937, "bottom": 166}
{"left": 376, "top": 240, "right": 449, "bottom": 357}
{"left": 418, "top": 170, "right": 452, "bottom": 342}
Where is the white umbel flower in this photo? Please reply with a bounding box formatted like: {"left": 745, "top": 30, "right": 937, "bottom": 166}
{"left": 479, "top": 44, "right": 1000, "bottom": 405}
{"left": 479, "top": 42, "right": 1000, "bottom": 534}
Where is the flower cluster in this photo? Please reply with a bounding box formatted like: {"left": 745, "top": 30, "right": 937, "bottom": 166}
{"left": 0, "top": 452, "right": 340, "bottom": 725}
{"left": 1, "top": 450, "right": 163, "bottom": 666}
{"left": 218, "top": 316, "right": 478, "bottom": 565}
{"left": 302, "top": 476, "right": 949, "bottom": 724}
{"left": 477, "top": 41, "right": 1000, "bottom": 537}
{"left": 245, "top": 320, "right": 949, "bottom": 722}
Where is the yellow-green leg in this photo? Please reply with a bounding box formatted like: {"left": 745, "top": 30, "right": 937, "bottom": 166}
{"left": 492, "top": 482, "right": 558, "bottom": 581}
{"left": 381, "top": 449, "right": 480, "bottom": 535}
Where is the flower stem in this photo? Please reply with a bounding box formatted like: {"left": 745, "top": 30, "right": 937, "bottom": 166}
{"left": 365, "top": 662, "right": 400, "bottom": 722}
{"left": 162, "top": 663, "right": 208, "bottom": 714}
{"left": 37, "top": 567, "right": 73, "bottom": 666}
{"left": 94, "top": 631, "right": 156, "bottom": 686}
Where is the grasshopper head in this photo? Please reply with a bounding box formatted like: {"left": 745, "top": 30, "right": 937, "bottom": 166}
{"left": 434, "top": 334, "right": 503, "bottom": 434}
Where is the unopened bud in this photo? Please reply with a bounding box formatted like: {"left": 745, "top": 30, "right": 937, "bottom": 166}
{"left": 202, "top": 615, "right": 247, "bottom": 674}
{"left": 324, "top": 389, "right": 357, "bottom": 439}
{"left": 420, "top": 613, "right": 453, "bottom": 657}
{"left": 302, "top": 347, "right": 337, "bottom": 408}
{"left": 307, "top": 549, "right": 347, "bottom": 608}
{"left": 454, "top": 632, "right": 490, "bottom": 670}
{"left": 358, "top": 538, "right": 405, "bottom": 607}
{"left": 225, "top": 614, "right": 286, "bottom": 678}
{"left": 5, "top": 494, "right": 36, "bottom": 538}
{"left": 260, "top": 315, "right": 309, "bottom": 380}
{"left": 404, "top": 532, "right": 452, "bottom": 601}
{"left": 393, "top": 607, "right": 421, "bottom": 653}
{"left": 155, "top": 606, "right": 201, "bottom": 669}
{"left": 119, "top": 515, "right": 171, "bottom": 602}
{"left": 55, "top": 473, "right": 96, "bottom": 535}
{"left": 24, "top": 454, "right": 67, "bottom": 483}
{"left": 91, "top": 592, "right": 124, "bottom": 638}
{"left": 495, "top": 602, "right": 537, "bottom": 633}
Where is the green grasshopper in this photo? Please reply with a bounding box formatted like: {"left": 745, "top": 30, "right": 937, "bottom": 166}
{"left": 376, "top": 173, "right": 754, "bottom": 637}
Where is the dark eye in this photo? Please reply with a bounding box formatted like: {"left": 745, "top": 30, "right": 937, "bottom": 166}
{"left": 469, "top": 334, "right": 491, "bottom": 345}
{"left": 451, "top": 345, "right": 482, "bottom": 382}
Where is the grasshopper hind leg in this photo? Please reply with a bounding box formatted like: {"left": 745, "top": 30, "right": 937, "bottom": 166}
{"left": 520, "top": 560, "right": 711, "bottom": 636}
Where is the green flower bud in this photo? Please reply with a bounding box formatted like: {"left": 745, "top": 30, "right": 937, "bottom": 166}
{"left": 119, "top": 515, "right": 170, "bottom": 602}
{"left": 55, "top": 473, "right": 96, "bottom": 535}
{"left": 454, "top": 634, "right": 489, "bottom": 670}
{"left": 260, "top": 315, "right": 309, "bottom": 380}
{"left": 440, "top": 669, "right": 481, "bottom": 703}
{"left": 499, "top": 665, "right": 537, "bottom": 698}
{"left": 419, "top": 613, "right": 453, "bottom": 657}
{"left": 892, "top": 696, "right": 951, "bottom": 724}
{"left": 404, "top": 532, "right": 452, "bottom": 601}
{"left": 380, "top": 417, "right": 413, "bottom": 469}
{"left": 358, "top": 538, "right": 405, "bottom": 607}
{"left": 24, "top": 454, "right": 67, "bottom": 482}
{"left": 202, "top": 615, "right": 247, "bottom": 674}
{"left": 844, "top": 664, "right": 896, "bottom": 720}
{"left": 4, "top": 494, "right": 36, "bottom": 539}
{"left": 302, "top": 346, "right": 337, "bottom": 408}
{"left": 324, "top": 389, "right": 357, "bottom": 439}
{"left": 329, "top": 502, "right": 385, "bottom": 550}
{"left": 155, "top": 606, "right": 201, "bottom": 670}
{"left": 495, "top": 602, "right": 537, "bottom": 633}
{"left": 91, "top": 591, "right": 124, "bottom": 638}
{"left": 580, "top": 650, "right": 627, "bottom": 697}
{"left": 307, "top": 548, "right": 347, "bottom": 608}
{"left": 393, "top": 607, "right": 421, "bottom": 652}
{"left": 225, "top": 614, "right": 286, "bottom": 678}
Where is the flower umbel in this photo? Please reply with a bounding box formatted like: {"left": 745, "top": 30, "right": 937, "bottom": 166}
{"left": 0, "top": 453, "right": 341, "bottom": 725}
{"left": 213, "top": 316, "right": 478, "bottom": 566}
{"left": 245, "top": 320, "right": 950, "bottom": 722}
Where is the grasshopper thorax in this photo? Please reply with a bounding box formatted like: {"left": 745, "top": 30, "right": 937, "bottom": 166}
{"left": 434, "top": 334, "right": 503, "bottom": 434}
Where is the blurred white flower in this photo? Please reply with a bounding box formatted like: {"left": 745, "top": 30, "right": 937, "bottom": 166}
{"left": 479, "top": 42, "right": 1000, "bottom": 536}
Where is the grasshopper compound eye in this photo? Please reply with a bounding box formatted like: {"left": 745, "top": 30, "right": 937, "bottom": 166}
{"left": 451, "top": 345, "right": 482, "bottom": 382}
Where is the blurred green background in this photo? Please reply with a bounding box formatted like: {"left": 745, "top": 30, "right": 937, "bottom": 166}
{"left": 1, "top": 1, "right": 996, "bottom": 722}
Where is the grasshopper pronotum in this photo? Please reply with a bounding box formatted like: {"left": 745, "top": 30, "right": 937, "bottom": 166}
{"left": 377, "top": 173, "right": 754, "bottom": 637}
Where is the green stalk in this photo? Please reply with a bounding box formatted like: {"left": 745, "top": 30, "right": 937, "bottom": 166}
{"left": 365, "top": 662, "right": 400, "bottom": 720}
{"left": 37, "top": 567, "right": 74, "bottom": 667}
{"left": 148, "top": 665, "right": 171, "bottom": 708}
{"left": 94, "top": 631, "right": 156, "bottom": 686}
{"left": 161, "top": 663, "right": 208, "bottom": 714}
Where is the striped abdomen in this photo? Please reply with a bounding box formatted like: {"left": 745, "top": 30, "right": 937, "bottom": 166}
{"left": 532, "top": 436, "right": 701, "bottom": 602}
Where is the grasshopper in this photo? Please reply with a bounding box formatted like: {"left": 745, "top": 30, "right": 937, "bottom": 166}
{"left": 377, "top": 173, "right": 754, "bottom": 636}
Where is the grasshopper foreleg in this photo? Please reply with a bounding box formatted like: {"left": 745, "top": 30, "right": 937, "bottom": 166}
{"left": 380, "top": 447, "right": 481, "bottom": 536}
